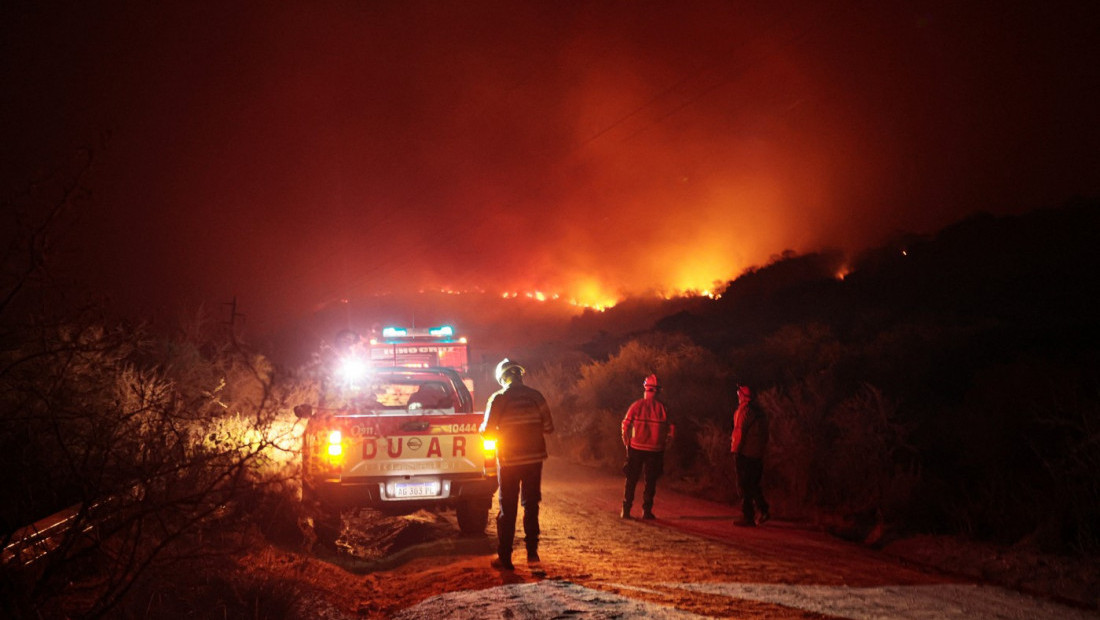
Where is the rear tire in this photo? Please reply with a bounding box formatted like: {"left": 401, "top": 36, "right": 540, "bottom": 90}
{"left": 455, "top": 497, "right": 491, "bottom": 535}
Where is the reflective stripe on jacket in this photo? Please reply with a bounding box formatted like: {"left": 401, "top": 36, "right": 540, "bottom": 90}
{"left": 480, "top": 383, "right": 554, "bottom": 466}
{"left": 621, "top": 396, "right": 674, "bottom": 452}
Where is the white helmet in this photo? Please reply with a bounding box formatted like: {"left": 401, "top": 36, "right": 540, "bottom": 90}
{"left": 495, "top": 358, "right": 525, "bottom": 386}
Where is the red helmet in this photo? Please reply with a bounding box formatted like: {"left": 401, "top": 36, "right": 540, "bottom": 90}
{"left": 738, "top": 384, "right": 752, "bottom": 399}
{"left": 643, "top": 374, "right": 660, "bottom": 391}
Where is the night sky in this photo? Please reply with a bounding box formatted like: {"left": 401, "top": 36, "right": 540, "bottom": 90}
{"left": 3, "top": 1, "right": 1098, "bottom": 332}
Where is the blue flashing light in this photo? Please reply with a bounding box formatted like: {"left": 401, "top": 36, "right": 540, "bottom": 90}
{"left": 429, "top": 325, "right": 454, "bottom": 337}
{"left": 382, "top": 327, "right": 408, "bottom": 338}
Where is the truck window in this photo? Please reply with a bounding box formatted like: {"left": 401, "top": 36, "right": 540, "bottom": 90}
{"left": 407, "top": 381, "right": 453, "bottom": 410}
{"left": 352, "top": 379, "right": 459, "bottom": 413}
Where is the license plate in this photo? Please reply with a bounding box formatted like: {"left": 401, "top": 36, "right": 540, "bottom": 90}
{"left": 393, "top": 481, "right": 440, "bottom": 498}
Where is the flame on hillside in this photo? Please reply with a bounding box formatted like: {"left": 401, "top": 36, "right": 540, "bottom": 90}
{"left": 430, "top": 284, "right": 719, "bottom": 313}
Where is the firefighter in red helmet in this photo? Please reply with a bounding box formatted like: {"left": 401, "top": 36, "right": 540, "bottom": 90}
{"left": 620, "top": 374, "right": 675, "bottom": 519}
{"left": 731, "top": 384, "right": 770, "bottom": 526}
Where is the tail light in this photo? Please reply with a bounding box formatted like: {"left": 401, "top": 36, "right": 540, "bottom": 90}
{"left": 326, "top": 430, "right": 343, "bottom": 455}
{"left": 307, "top": 424, "right": 346, "bottom": 478}
{"left": 482, "top": 437, "right": 497, "bottom": 478}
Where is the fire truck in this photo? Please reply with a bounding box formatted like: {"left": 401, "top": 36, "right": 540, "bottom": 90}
{"left": 364, "top": 325, "right": 476, "bottom": 399}
{"left": 295, "top": 326, "right": 496, "bottom": 540}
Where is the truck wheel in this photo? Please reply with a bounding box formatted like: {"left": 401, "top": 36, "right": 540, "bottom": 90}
{"left": 456, "top": 498, "right": 491, "bottom": 535}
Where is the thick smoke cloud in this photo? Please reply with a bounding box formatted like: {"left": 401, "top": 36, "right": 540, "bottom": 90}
{"left": 3, "top": 1, "right": 1098, "bottom": 331}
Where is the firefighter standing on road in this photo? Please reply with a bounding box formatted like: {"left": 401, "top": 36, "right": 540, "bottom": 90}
{"left": 731, "top": 384, "right": 770, "bottom": 527}
{"left": 480, "top": 358, "right": 554, "bottom": 571}
{"left": 621, "top": 374, "right": 675, "bottom": 520}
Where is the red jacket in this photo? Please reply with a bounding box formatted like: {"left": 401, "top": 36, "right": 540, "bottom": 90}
{"left": 731, "top": 399, "right": 768, "bottom": 459}
{"left": 621, "top": 395, "right": 674, "bottom": 452}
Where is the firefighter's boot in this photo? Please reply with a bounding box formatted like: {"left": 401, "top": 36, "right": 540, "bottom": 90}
{"left": 620, "top": 502, "right": 632, "bottom": 519}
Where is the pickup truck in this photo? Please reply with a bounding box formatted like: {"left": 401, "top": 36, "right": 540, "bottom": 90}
{"left": 294, "top": 367, "right": 497, "bottom": 537}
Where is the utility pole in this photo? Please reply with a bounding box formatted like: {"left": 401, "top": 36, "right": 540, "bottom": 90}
{"left": 224, "top": 296, "right": 245, "bottom": 346}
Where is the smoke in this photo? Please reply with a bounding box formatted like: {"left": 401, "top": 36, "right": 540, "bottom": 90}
{"left": 4, "top": 1, "right": 1098, "bottom": 333}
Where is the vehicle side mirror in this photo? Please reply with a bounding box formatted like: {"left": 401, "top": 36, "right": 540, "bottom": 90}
{"left": 293, "top": 404, "right": 314, "bottom": 419}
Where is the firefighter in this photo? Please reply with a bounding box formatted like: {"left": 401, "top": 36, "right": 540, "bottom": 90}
{"left": 480, "top": 358, "right": 554, "bottom": 570}
{"left": 731, "top": 384, "right": 770, "bottom": 526}
{"left": 620, "top": 374, "right": 675, "bottom": 520}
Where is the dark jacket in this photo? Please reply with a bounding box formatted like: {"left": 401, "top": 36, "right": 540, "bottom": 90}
{"left": 480, "top": 382, "right": 554, "bottom": 466}
{"left": 731, "top": 399, "right": 768, "bottom": 459}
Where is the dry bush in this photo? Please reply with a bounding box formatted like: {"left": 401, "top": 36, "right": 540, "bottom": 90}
{"left": 825, "top": 384, "right": 919, "bottom": 518}
{"left": 84, "top": 547, "right": 308, "bottom": 619}
{"left": 527, "top": 360, "right": 583, "bottom": 458}
{"left": 693, "top": 419, "right": 737, "bottom": 502}
{"left": 759, "top": 376, "right": 833, "bottom": 520}
{"left": 554, "top": 334, "right": 730, "bottom": 477}
{"left": 0, "top": 313, "right": 309, "bottom": 618}
{"left": 1039, "top": 399, "right": 1100, "bottom": 553}
{"left": 929, "top": 359, "right": 1100, "bottom": 553}
{"left": 1022, "top": 369, "right": 1100, "bottom": 553}
{"left": 727, "top": 323, "right": 844, "bottom": 389}
{"left": 0, "top": 153, "right": 316, "bottom": 616}
{"left": 762, "top": 374, "right": 919, "bottom": 525}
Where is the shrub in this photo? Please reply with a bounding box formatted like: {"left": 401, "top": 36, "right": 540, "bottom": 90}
{"left": 693, "top": 419, "right": 737, "bottom": 502}
{"left": 825, "top": 384, "right": 918, "bottom": 519}
{"left": 760, "top": 376, "right": 834, "bottom": 520}
{"left": 0, "top": 311, "right": 307, "bottom": 618}
{"left": 948, "top": 359, "right": 1100, "bottom": 552}
{"left": 554, "top": 333, "right": 731, "bottom": 477}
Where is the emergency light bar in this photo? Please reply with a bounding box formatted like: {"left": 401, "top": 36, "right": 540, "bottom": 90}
{"left": 380, "top": 325, "right": 456, "bottom": 340}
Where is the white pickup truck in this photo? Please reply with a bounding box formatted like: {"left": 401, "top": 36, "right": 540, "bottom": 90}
{"left": 294, "top": 367, "right": 497, "bottom": 536}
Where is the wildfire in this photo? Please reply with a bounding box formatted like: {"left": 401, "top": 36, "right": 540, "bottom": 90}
{"left": 428, "top": 271, "right": 728, "bottom": 312}
{"left": 500, "top": 289, "right": 612, "bottom": 311}
{"left": 415, "top": 250, "right": 738, "bottom": 312}
{"left": 491, "top": 284, "right": 718, "bottom": 312}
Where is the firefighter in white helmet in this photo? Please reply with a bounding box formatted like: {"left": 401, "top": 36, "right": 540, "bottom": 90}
{"left": 620, "top": 374, "right": 675, "bottom": 519}
{"left": 480, "top": 358, "right": 554, "bottom": 570}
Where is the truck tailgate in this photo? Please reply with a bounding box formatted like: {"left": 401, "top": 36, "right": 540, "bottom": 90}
{"left": 340, "top": 413, "right": 487, "bottom": 478}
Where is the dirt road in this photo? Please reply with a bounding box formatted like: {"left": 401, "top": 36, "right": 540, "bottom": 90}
{"left": 253, "top": 458, "right": 1098, "bottom": 618}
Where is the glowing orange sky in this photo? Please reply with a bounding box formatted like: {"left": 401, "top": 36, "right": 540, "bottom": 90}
{"left": 3, "top": 1, "right": 1098, "bottom": 330}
